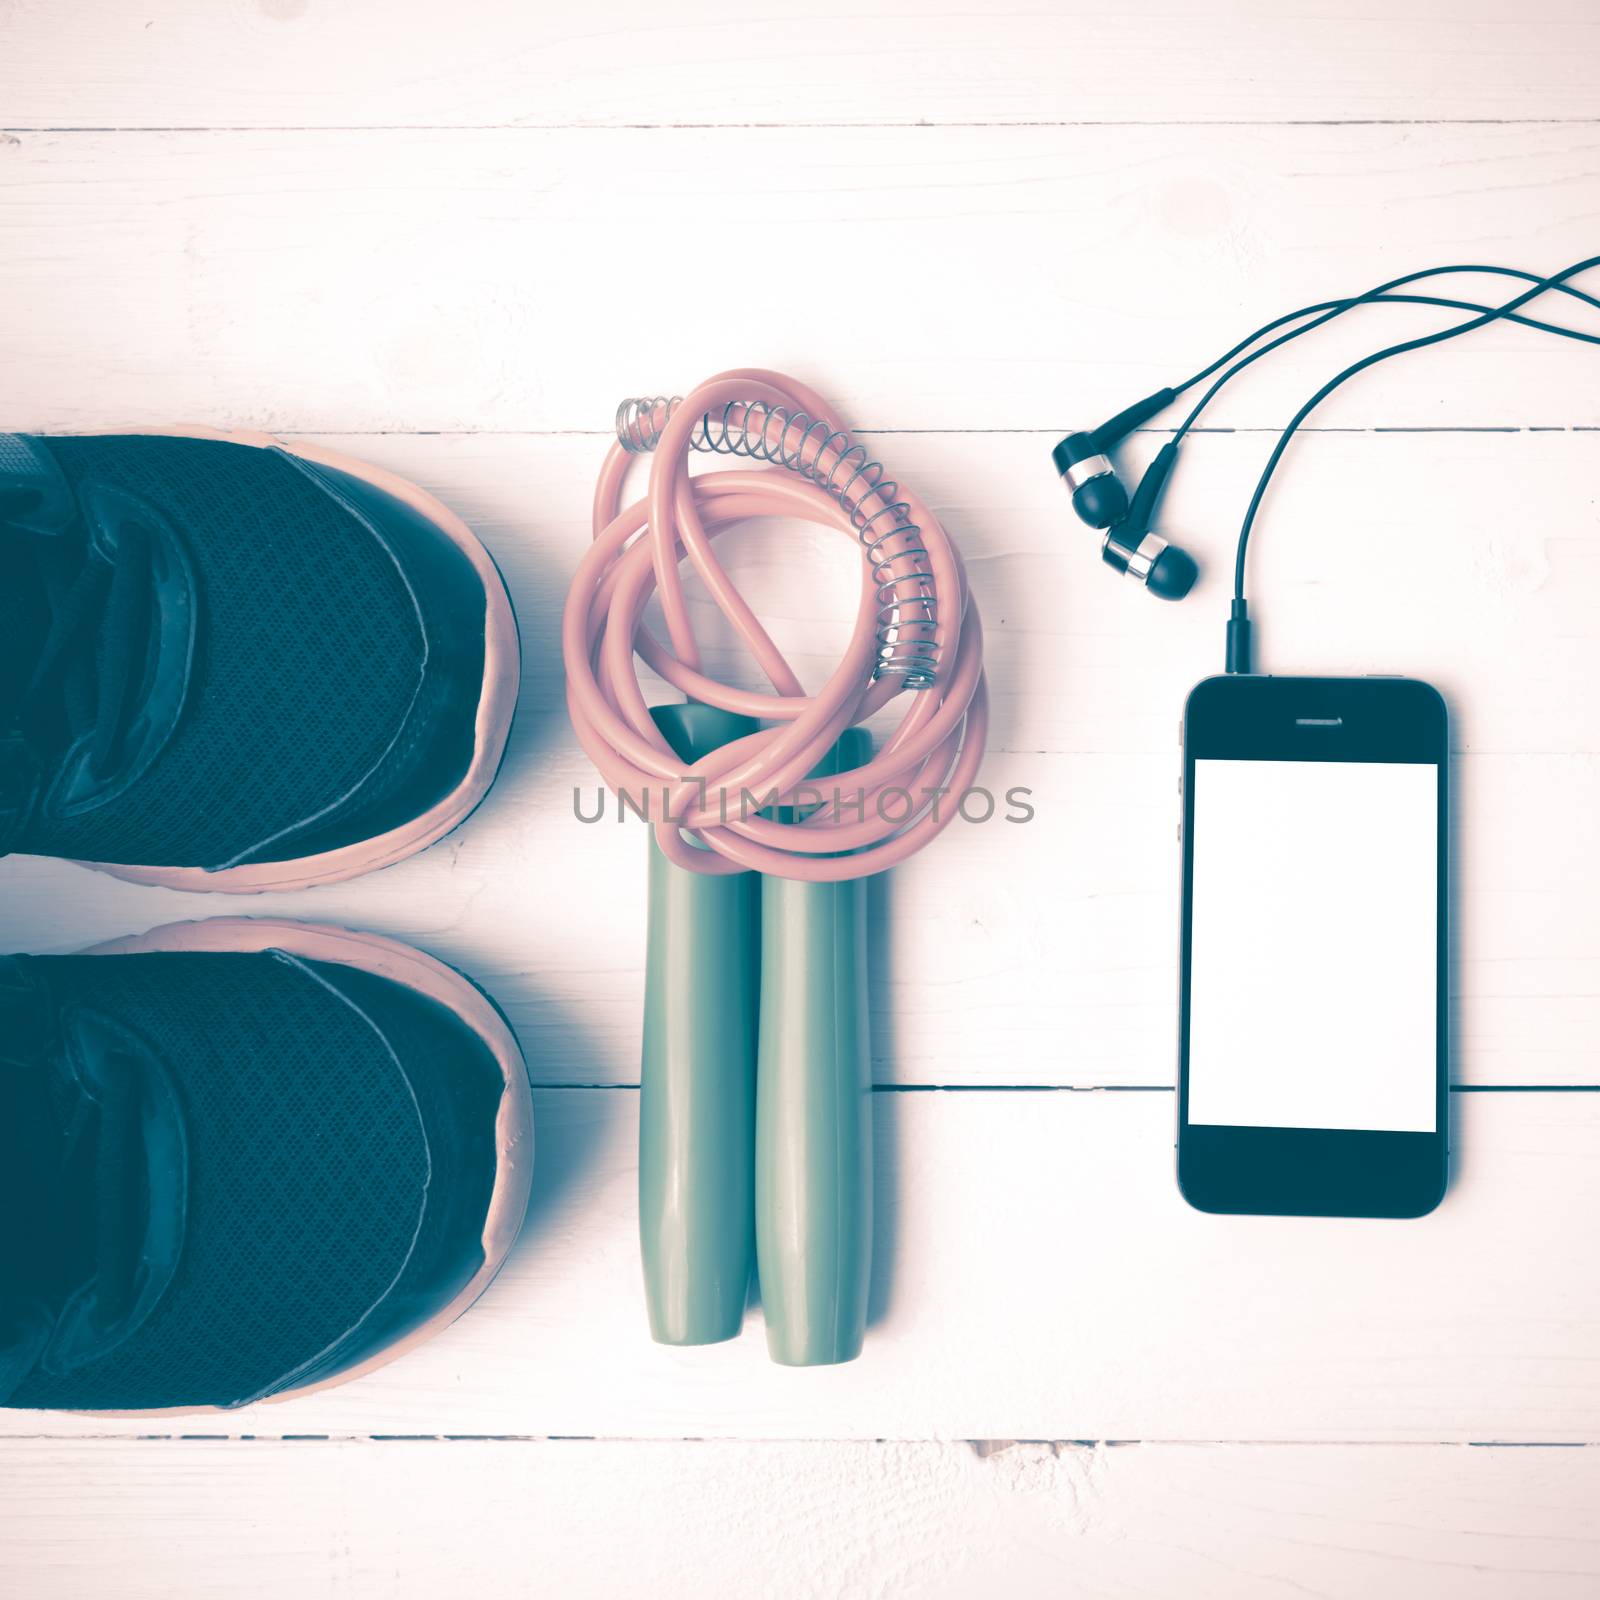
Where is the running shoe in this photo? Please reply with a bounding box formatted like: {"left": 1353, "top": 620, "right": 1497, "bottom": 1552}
{"left": 0, "top": 430, "right": 518, "bottom": 891}
{"left": 0, "top": 918, "right": 532, "bottom": 1413}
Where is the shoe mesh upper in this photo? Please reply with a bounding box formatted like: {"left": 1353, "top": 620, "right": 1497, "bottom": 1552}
{"left": 15, "top": 436, "right": 424, "bottom": 868}
{"left": 8, "top": 952, "right": 429, "bottom": 1411}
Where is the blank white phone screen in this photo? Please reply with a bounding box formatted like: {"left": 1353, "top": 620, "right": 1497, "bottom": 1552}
{"left": 1187, "top": 758, "right": 1438, "bottom": 1133}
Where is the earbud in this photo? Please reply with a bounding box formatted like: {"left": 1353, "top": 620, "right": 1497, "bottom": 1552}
{"left": 1096, "top": 440, "right": 1199, "bottom": 602}
{"left": 1053, "top": 386, "right": 1197, "bottom": 599}
{"left": 1052, "top": 387, "right": 1177, "bottom": 530}
{"left": 1102, "top": 526, "right": 1199, "bottom": 600}
{"left": 1051, "top": 431, "right": 1127, "bottom": 528}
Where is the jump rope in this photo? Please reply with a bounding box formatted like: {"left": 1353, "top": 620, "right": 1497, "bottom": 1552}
{"left": 563, "top": 259, "right": 1598, "bottom": 1364}
{"left": 567, "top": 370, "right": 988, "bottom": 880}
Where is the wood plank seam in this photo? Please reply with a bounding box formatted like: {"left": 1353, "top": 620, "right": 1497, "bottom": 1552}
{"left": 6, "top": 120, "right": 1600, "bottom": 132}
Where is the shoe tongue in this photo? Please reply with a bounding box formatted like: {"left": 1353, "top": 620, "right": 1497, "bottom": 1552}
{"left": 0, "top": 963, "right": 189, "bottom": 1388}
{"left": 39, "top": 1001, "right": 190, "bottom": 1378}
{"left": 0, "top": 965, "right": 80, "bottom": 1405}
{"left": 0, "top": 961, "right": 93, "bottom": 1315}
{"left": 0, "top": 547, "right": 48, "bottom": 725}
{"left": 0, "top": 1300, "right": 52, "bottom": 1403}
{"left": 0, "top": 433, "right": 75, "bottom": 726}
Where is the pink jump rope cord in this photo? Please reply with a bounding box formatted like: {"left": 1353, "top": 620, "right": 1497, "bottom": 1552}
{"left": 563, "top": 369, "right": 988, "bottom": 881}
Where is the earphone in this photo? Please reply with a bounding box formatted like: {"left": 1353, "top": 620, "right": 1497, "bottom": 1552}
{"left": 1052, "top": 388, "right": 1196, "bottom": 598}
{"left": 1054, "top": 259, "right": 1600, "bottom": 646}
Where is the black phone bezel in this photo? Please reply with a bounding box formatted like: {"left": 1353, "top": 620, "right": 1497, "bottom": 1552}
{"left": 1177, "top": 674, "right": 1449, "bottom": 1219}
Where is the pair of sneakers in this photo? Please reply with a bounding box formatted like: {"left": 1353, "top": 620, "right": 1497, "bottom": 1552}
{"left": 1, "top": 430, "right": 530, "bottom": 1413}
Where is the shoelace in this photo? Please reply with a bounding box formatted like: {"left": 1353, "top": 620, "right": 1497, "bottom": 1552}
{"left": 12, "top": 518, "right": 151, "bottom": 780}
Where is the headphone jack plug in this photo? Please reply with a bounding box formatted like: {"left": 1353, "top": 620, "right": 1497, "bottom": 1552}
{"left": 1225, "top": 598, "right": 1253, "bottom": 675}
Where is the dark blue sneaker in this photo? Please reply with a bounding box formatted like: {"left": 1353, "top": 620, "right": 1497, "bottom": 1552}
{"left": 0, "top": 918, "right": 532, "bottom": 1413}
{"left": 0, "top": 430, "right": 519, "bottom": 891}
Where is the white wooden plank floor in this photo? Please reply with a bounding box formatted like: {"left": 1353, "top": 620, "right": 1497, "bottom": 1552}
{"left": 2, "top": 4, "right": 1598, "bottom": 1596}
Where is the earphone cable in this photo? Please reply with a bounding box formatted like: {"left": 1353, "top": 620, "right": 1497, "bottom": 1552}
{"left": 1171, "top": 265, "right": 1600, "bottom": 445}
{"left": 1231, "top": 254, "right": 1600, "bottom": 613}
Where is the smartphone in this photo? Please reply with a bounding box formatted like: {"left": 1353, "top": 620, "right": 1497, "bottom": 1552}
{"left": 1177, "top": 675, "right": 1448, "bottom": 1218}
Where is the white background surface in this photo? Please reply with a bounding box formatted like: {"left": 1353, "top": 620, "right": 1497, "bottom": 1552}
{"left": 1, "top": 3, "right": 1598, "bottom": 1596}
{"left": 1188, "top": 758, "right": 1439, "bottom": 1131}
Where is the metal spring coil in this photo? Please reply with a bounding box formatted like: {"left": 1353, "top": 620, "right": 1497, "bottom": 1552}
{"left": 616, "top": 395, "right": 940, "bottom": 689}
